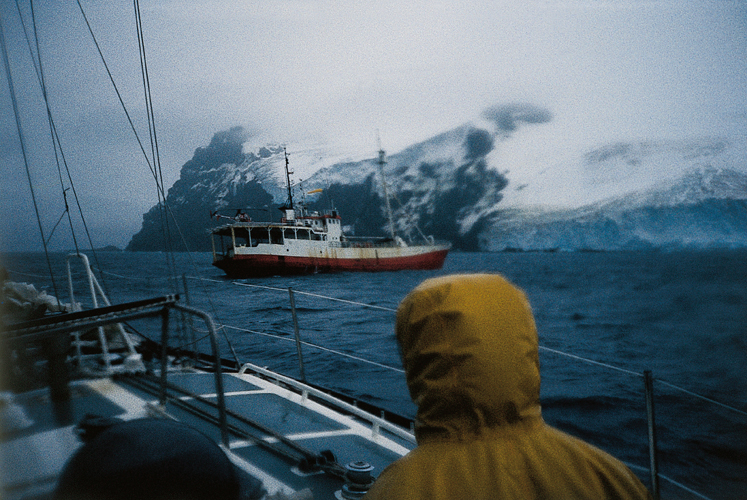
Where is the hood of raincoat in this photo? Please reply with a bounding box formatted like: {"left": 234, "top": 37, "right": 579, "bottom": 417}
{"left": 396, "top": 274, "right": 543, "bottom": 442}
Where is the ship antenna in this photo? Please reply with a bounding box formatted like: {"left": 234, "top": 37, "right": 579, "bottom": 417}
{"left": 377, "top": 132, "right": 396, "bottom": 240}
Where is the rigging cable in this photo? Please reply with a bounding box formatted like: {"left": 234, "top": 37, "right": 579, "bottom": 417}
{"left": 376, "top": 144, "right": 433, "bottom": 245}
{"left": 133, "top": 0, "right": 179, "bottom": 288}
{"left": 134, "top": 1, "right": 176, "bottom": 261}
{"left": 75, "top": 0, "right": 193, "bottom": 268}
{"left": 27, "top": 0, "right": 79, "bottom": 254}
{"left": 130, "top": 0, "right": 240, "bottom": 367}
{"left": 28, "top": 0, "right": 243, "bottom": 366}
{"left": 68, "top": 0, "right": 185, "bottom": 304}
{"left": 74, "top": 0, "right": 162, "bottom": 199}
{"left": 13, "top": 0, "right": 115, "bottom": 298}
{"left": 25, "top": 0, "right": 91, "bottom": 267}
{"left": 44, "top": 189, "right": 70, "bottom": 246}
{"left": 133, "top": 0, "right": 184, "bottom": 349}
{"left": 0, "top": 7, "right": 60, "bottom": 301}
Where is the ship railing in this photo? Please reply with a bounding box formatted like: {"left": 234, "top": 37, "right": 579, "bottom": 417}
{"left": 338, "top": 240, "right": 394, "bottom": 249}
{"left": 178, "top": 276, "right": 745, "bottom": 500}
{"left": 237, "top": 361, "right": 416, "bottom": 444}
{"left": 50, "top": 261, "right": 738, "bottom": 500}
{"left": 64, "top": 253, "right": 144, "bottom": 373}
{"left": 7, "top": 262, "right": 737, "bottom": 498}
{"left": 340, "top": 236, "right": 450, "bottom": 249}
{"left": 2, "top": 294, "right": 231, "bottom": 448}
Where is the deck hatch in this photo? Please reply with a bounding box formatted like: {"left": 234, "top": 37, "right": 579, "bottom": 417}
{"left": 167, "top": 373, "right": 261, "bottom": 394}
{"left": 209, "top": 393, "right": 348, "bottom": 435}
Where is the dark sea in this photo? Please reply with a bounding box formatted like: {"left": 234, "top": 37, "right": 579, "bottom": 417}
{"left": 3, "top": 250, "right": 746, "bottom": 499}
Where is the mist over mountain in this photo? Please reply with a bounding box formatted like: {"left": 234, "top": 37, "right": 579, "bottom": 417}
{"left": 127, "top": 105, "right": 746, "bottom": 253}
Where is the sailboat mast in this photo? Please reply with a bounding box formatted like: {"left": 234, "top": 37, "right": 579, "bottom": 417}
{"left": 377, "top": 139, "right": 396, "bottom": 240}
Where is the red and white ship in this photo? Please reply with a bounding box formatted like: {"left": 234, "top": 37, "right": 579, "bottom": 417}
{"left": 210, "top": 148, "right": 450, "bottom": 277}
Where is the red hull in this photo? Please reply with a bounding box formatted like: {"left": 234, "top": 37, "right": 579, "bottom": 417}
{"left": 213, "top": 249, "right": 449, "bottom": 278}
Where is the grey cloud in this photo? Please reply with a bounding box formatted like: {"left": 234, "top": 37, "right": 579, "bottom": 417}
{"left": 464, "top": 128, "right": 494, "bottom": 160}
{"left": 482, "top": 103, "right": 553, "bottom": 136}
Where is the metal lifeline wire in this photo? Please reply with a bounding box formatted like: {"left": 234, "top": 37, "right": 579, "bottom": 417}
{"left": 61, "top": 261, "right": 747, "bottom": 424}
{"left": 65, "top": 267, "right": 736, "bottom": 498}
{"left": 538, "top": 345, "right": 642, "bottom": 377}
{"left": 187, "top": 276, "right": 747, "bottom": 418}
{"left": 623, "top": 463, "right": 712, "bottom": 500}
{"left": 655, "top": 379, "right": 747, "bottom": 418}
{"left": 220, "top": 324, "right": 404, "bottom": 374}
{"left": 218, "top": 278, "right": 399, "bottom": 312}
{"left": 10, "top": 248, "right": 725, "bottom": 500}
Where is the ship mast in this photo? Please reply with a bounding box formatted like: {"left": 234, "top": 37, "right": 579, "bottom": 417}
{"left": 281, "top": 147, "right": 296, "bottom": 222}
{"left": 377, "top": 136, "right": 396, "bottom": 240}
{"left": 284, "top": 147, "right": 293, "bottom": 209}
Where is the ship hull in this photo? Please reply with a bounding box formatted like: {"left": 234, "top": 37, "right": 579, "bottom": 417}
{"left": 213, "top": 245, "right": 449, "bottom": 277}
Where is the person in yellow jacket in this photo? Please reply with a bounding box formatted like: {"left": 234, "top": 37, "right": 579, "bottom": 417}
{"left": 364, "top": 274, "right": 652, "bottom": 500}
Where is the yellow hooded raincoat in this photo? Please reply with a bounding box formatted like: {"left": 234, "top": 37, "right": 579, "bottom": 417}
{"left": 364, "top": 274, "right": 652, "bottom": 500}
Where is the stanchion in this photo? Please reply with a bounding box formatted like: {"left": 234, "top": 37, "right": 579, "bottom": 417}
{"left": 644, "top": 370, "right": 660, "bottom": 500}
{"left": 289, "top": 287, "right": 306, "bottom": 381}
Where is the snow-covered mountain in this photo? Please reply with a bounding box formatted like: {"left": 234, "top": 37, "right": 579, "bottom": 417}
{"left": 484, "top": 166, "right": 747, "bottom": 251}
{"left": 127, "top": 117, "right": 515, "bottom": 251}
{"left": 127, "top": 107, "right": 747, "bottom": 252}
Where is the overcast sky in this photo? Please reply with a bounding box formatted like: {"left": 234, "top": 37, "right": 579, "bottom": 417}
{"left": 1, "top": 0, "right": 745, "bottom": 251}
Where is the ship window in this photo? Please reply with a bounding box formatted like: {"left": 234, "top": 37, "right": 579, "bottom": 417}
{"left": 252, "top": 228, "right": 268, "bottom": 246}
{"left": 284, "top": 229, "right": 295, "bottom": 240}
{"left": 310, "top": 231, "right": 322, "bottom": 241}
{"left": 269, "top": 228, "right": 283, "bottom": 244}
{"left": 235, "top": 229, "right": 250, "bottom": 247}
{"left": 297, "top": 229, "right": 310, "bottom": 239}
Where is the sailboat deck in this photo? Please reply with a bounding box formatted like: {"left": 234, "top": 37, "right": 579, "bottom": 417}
{"left": 1, "top": 369, "right": 414, "bottom": 499}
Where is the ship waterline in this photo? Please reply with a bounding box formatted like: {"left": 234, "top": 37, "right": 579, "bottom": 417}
{"left": 211, "top": 220, "right": 450, "bottom": 277}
